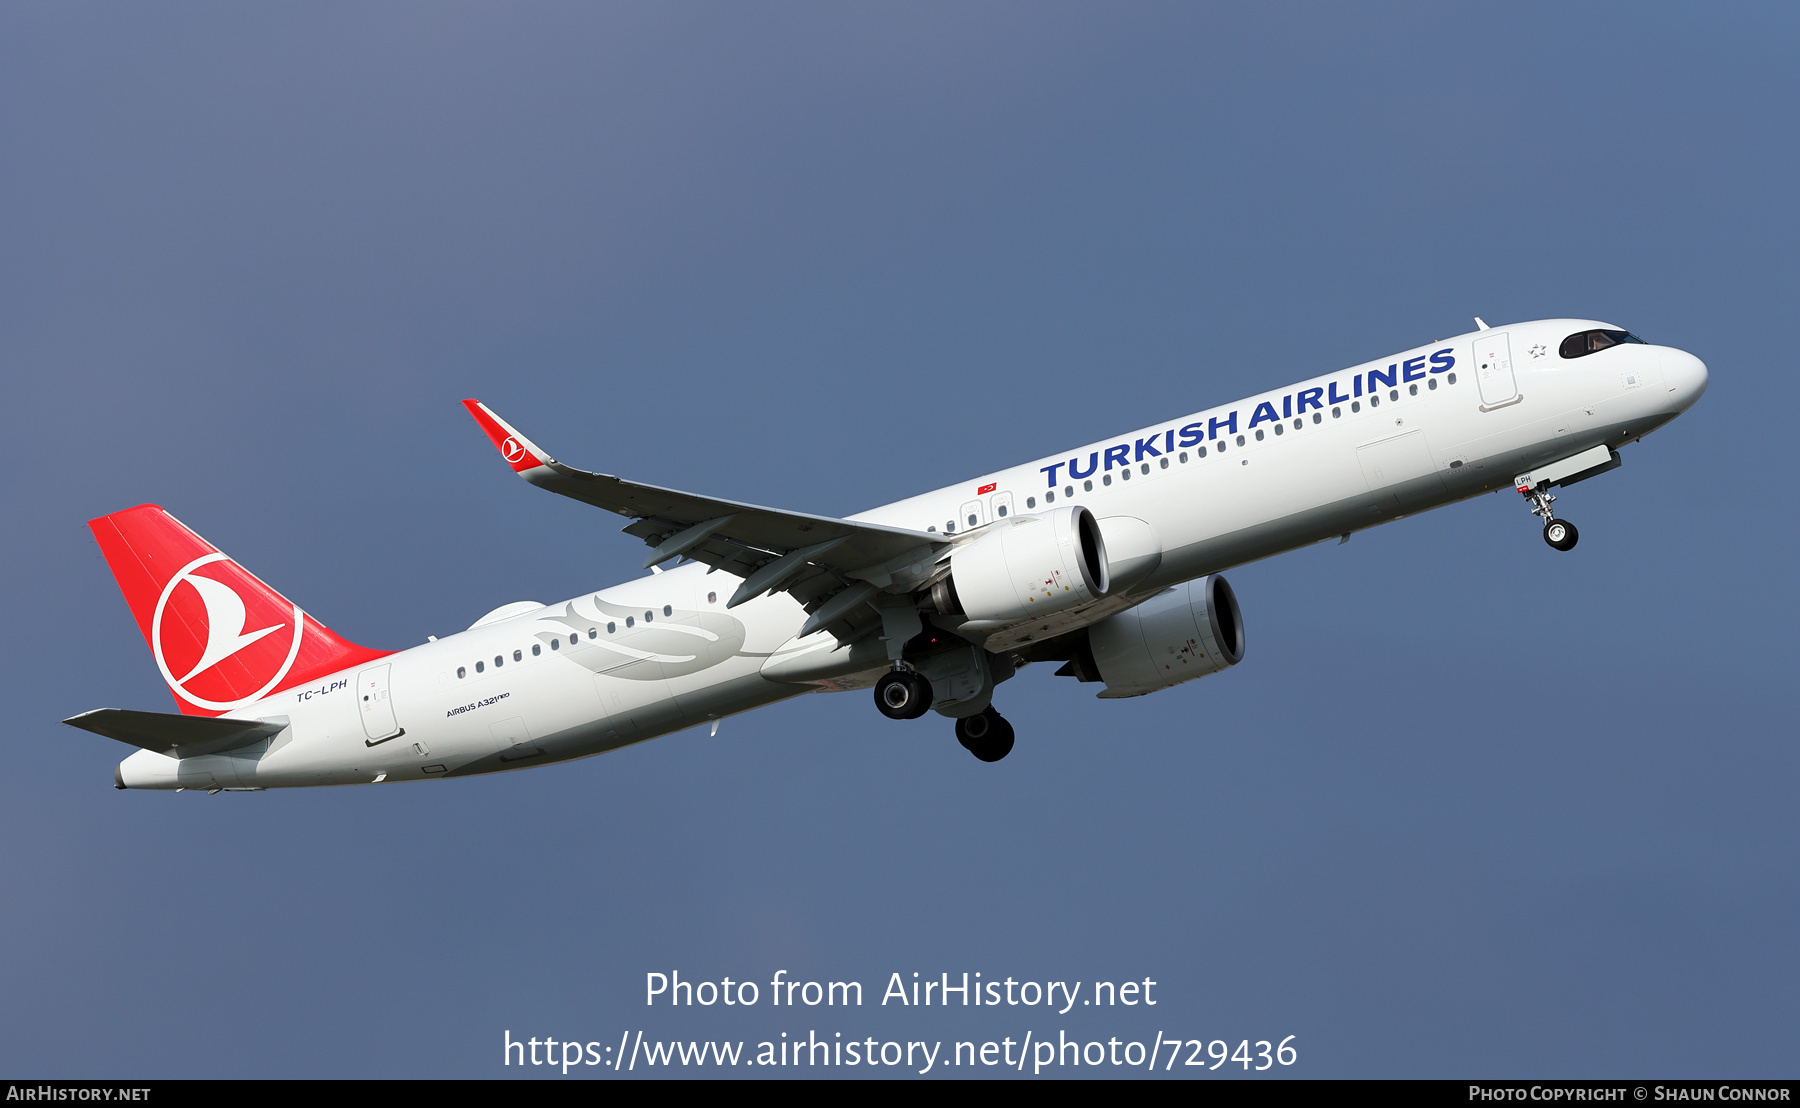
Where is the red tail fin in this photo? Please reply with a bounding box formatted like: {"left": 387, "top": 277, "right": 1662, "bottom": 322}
{"left": 88, "top": 505, "right": 390, "bottom": 716}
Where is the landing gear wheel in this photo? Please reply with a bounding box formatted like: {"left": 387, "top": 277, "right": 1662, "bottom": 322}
{"left": 1520, "top": 483, "right": 1579, "bottom": 552}
{"left": 955, "top": 707, "right": 1015, "bottom": 762}
{"left": 905, "top": 671, "right": 934, "bottom": 718}
{"left": 1543, "top": 518, "right": 1579, "bottom": 551}
{"left": 874, "top": 670, "right": 932, "bottom": 720}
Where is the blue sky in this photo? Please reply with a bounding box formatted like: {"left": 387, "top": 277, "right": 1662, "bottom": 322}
{"left": 1, "top": 3, "right": 1794, "bottom": 1077}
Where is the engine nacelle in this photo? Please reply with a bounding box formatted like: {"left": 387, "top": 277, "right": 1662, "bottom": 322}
{"left": 945, "top": 506, "right": 1109, "bottom": 624}
{"left": 1081, "top": 575, "right": 1244, "bottom": 698}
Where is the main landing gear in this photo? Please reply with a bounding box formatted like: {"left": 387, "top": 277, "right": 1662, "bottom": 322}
{"left": 1520, "top": 483, "right": 1580, "bottom": 552}
{"left": 955, "top": 707, "right": 1015, "bottom": 763}
{"left": 872, "top": 667, "right": 1015, "bottom": 761}
{"left": 874, "top": 667, "right": 933, "bottom": 720}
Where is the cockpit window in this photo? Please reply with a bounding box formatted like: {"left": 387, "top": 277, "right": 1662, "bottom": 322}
{"left": 1559, "top": 329, "right": 1648, "bottom": 359}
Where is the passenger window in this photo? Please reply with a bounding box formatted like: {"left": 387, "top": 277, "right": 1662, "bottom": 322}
{"left": 588, "top": 628, "right": 597, "bottom": 639}
{"left": 608, "top": 622, "right": 617, "bottom": 633}
{"left": 946, "top": 521, "right": 955, "bottom": 533}
{"left": 1272, "top": 425, "right": 1283, "bottom": 436}
{"left": 967, "top": 513, "right": 977, "bottom": 526}
{"left": 1332, "top": 406, "right": 1341, "bottom": 418}
{"left": 1370, "top": 395, "right": 1380, "bottom": 407}
{"left": 1103, "top": 474, "right": 1112, "bottom": 485}
{"left": 1083, "top": 480, "right": 1093, "bottom": 492}
{"left": 1409, "top": 384, "right": 1418, "bottom": 395}
{"left": 663, "top": 604, "right": 672, "bottom": 616}
{"left": 644, "top": 611, "right": 653, "bottom": 623}
{"left": 1159, "top": 457, "right": 1168, "bottom": 469}
{"left": 1294, "top": 418, "right": 1303, "bottom": 429}
{"left": 1197, "top": 446, "right": 1207, "bottom": 457}
{"left": 1120, "top": 469, "right": 1130, "bottom": 481}
{"left": 532, "top": 644, "right": 542, "bottom": 656}
{"left": 707, "top": 592, "right": 716, "bottom": 604}
{"left": 1312, "top": 412, "right": 1322, "bottom": 423}
{"left": 1026, "top": 497, "right": 1036, "bottom": 508}
{"left": 1447, "top": 372, "right": 1457, "bottom": 385}
{"left": 494, "top": 656, "right": 503, "bottom": 668}
{"left": 1141, "top": 462, "right": 1150, "bottom": 474}
{"left": 513, "top": 649, "right": 522, "bottom": 661}
{"left": 1235, "top": 434, "right": 1245, "bottom": 446}
{"left": 996, "top": 504, "right": 1008, "bottom": 517}
{"left": 927, "top": 525, "right": 936, "bottom": 532}
{"left": 475, "top": 661, "right": 484, "bottom": 673}
{"left": 1045, "top": 491, "right": 1054, "bottom": 503}
{"left": 1255, "top": 429, "right": 1265, "bottom": 440}
{"left": 1179, "top": 451, "right": 1188, "bottom": 462}
{"left": 1427, "top": 378, "right": 1438, "bottom": 390}
{"left": 1065, "top": 485, "right": 1075, "bottom": 497}
{"left": 625, "top": 617, "right": 634, "bottom": 628}
{"left": 1390, "top": 389, "right": 1399, "bottom": 401}
{"left": 457, "top": 666, "right": 466, "bottom": 679}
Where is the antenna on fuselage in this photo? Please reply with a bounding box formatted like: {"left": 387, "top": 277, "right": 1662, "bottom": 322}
{"left": 1474, "top": 316, "right": 1489, "bottom": 330}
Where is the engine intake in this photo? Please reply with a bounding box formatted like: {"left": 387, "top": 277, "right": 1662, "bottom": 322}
{"left": 945, "top": 506, "right": 1109, "bottom": 624}
{"left": 1071, "top": 575, "right": 1244, "bottom": 698}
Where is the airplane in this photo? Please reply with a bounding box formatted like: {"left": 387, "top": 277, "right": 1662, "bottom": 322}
{"left": 68, "top": 318, "right": 1707, "bottom": 790}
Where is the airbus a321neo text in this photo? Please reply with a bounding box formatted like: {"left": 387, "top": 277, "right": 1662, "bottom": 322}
{"left": 69, "top": 319, "right": 1707, "bottom": 789}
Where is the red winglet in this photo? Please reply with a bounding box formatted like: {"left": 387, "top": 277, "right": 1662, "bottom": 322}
{"left": 462, "top": 399, "right": 551, "bottom": 474}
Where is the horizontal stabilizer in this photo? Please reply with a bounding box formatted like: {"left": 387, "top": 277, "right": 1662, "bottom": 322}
{"left": 63, "top": 708, "right": 286, "bottom": 757}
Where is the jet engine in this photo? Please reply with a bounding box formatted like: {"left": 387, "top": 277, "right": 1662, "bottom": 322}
{"left": 939, "top": 506, "right": 1109, "bottom": 624}
{"left": 1058, "top": 575, "right": 1244, "bottom": 698}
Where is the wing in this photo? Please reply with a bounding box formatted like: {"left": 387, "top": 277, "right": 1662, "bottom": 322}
{"left": 463, "top": 400, "right": 948, "bottom": 644}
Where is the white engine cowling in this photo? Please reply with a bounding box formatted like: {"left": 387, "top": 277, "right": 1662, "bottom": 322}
{"left": 1087, "top": 575, "right": 1244, "bottom": 697}
{"left": 948, "top": 505, "right": 1109, "bottom": 624}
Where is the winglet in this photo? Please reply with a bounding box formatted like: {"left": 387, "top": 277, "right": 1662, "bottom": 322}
{"left": 462, "top": 399, "right": 555, "bottom": 474}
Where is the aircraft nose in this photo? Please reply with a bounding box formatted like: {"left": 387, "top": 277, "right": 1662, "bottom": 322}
{"left": 1664, "top": 348, "right": 1709, "bottom": 410}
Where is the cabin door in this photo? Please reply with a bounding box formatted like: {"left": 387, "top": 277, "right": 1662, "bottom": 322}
{"left": 357, "top": 664, "right": 402, "bottom": 742}
{"left": 1472, "top": 331, "right": 1520, "bottom": 410}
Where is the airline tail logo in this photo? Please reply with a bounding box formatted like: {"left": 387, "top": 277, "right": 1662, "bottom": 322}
{"left": 500, "top": 437, "right": 528, "bottom": 464}
{"left": 152, "top": 552, "right": 305, "bottom": 711}
{"left": 88, "top": 504, "right": 391, "bottom": 717}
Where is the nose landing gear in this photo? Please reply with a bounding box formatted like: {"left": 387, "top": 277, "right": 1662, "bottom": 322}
{"left": 955, "top": 707, "right": 1015, "bottom": 762}
{"left": 1520, "top": 483, "right": 1579, "bottom": 551}
{"left": 1542, "top": 517, "right": 1578, "bottom": 551}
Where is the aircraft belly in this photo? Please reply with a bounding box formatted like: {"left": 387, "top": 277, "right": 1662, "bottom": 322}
{"left": 446, "top": 671, "right": 801, "bottom": 777}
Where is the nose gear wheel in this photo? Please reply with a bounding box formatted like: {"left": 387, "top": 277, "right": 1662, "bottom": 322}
{"left": 1520, "top": 484, "right": 1579, "bottom": 552}
{"left": 1543, "top": 518, "right": 1579, "bottom": 551}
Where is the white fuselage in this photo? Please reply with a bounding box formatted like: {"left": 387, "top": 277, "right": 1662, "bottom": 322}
{"left": 118, "top": 319, "right": 1708, "bottom": 789}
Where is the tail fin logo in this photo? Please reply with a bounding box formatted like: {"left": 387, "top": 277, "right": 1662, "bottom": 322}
{"left": 151, "top": 552, "right": 305, "bottom": 711}
{"left": 500, "top": 437, "right": 527, "bottom": 464}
